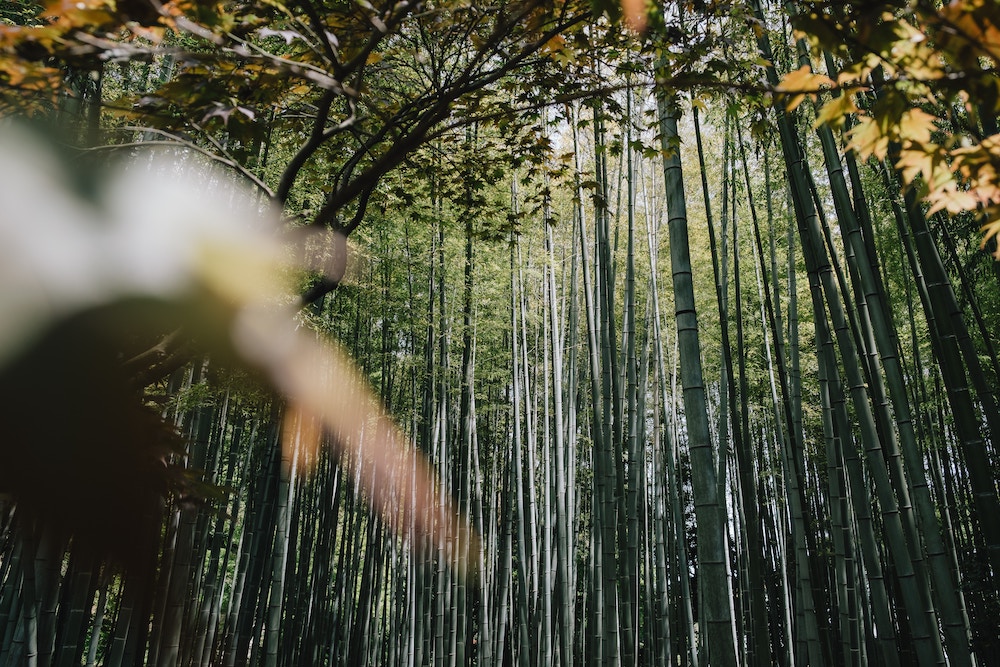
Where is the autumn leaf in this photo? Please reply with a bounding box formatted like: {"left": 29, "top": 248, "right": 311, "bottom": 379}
{"left": 981, "top": 208, "right": 1000, "bottom": 257}
{"left": 836, "top": 56, "right": 878, "bottom": 86}
{"left": 776, "top": 65, "right": 836, "bottom": 111}
{"left": 896, "top": 145, "right": 938, "bottom": 185}
{"left": 897, "top": 108, "right": 938, "bottom": 144}
{"left": 542, "top": 34, "right": 565, "bottom": 55}
{"left": 282, "top": 403, "right": 323, "bottom": 467}
{"left": 588, "top": 0, "right": 647, "bottom": 33}
{"left": 848, "top": 116, "right": 890, "bottom": 161}
{"left": 940, "top": 0, "right": 1000, "bottom": 62}
{"left": 927, "top": 185, "right": 978, "bottom": 215}
{"left": 814, "top": 93, "right": 858, "bottom": 130}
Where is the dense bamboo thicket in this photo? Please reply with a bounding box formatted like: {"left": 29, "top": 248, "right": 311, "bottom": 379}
{"left": 1, "top": 0, "right": 1000, "bottom": 665}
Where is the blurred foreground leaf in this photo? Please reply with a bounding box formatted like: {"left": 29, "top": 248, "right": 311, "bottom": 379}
{"left": 0, "top": 124, "right": 475, "bottom": 574}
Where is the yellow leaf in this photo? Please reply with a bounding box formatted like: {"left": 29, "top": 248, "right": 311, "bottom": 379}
{"left": 927, "top": 186, "right": 977, "bottom": 215}
{"left": 897, "top": 108, "right": 938, "bottom": 144}
{"left": 847, "top": 116, "right": 890, "bottom": 161}
{"left": 814, "top": 93, "right": 858, "bottom": 129}
{"left": 896, "top": 146, "right": 936, "bottom": 185}
{"left": 941, "top": 0, "right": 1000, "bottom": 62}
{"left": 776, "top": 64, "right": 835, "bottom": 112}
{"left": 542, "top": 34, "right": 565, "bottom": 55}
{"left": 837, "top": 59, "right": 872, "bottom": 86}
{"left": 928, "top": 157, "right": 954, "bottom": 191}
{"left": 195, "top": 238, "right": 291, "bottom": 306}
{"left": 980, "top": 208, "right": 1000, "bottom": 257}
{"left": 776, "top": 64, "right": 835, "bottom": 94}
{"left": 785, "top": 93, "right": 807, "bottom": 112}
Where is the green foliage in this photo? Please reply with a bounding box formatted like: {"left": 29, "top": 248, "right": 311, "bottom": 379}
{"left": 0, "top": 0, "right": 598, "bottom": 238}
{"left": 0, "top": 1, "right": 43, "bottom": 26}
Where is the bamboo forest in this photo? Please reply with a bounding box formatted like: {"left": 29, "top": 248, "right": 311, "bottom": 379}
{"left": 3, "top": 0, "right": 1000, "bottom": 665}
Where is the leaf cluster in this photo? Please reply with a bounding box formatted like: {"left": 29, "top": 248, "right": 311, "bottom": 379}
{"left": 784, "top": 1, "right": 1000, "bottom": 255}
{"left": 0, "top": 0, "right": 600, "bottom": 249}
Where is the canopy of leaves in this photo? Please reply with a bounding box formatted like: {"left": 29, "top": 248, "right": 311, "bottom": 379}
{"left": 0, "top": 0, "right": 601, "bottom": 236}
{"left": 782, "top": 0, "right": 1000, "bottom": 254}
